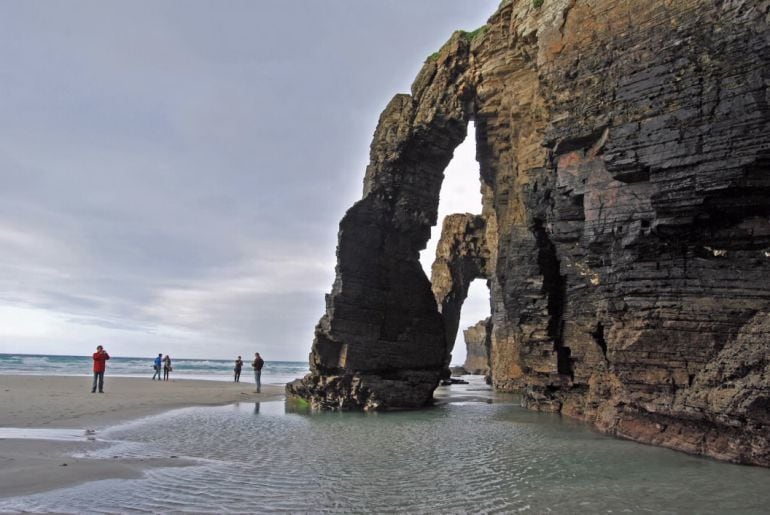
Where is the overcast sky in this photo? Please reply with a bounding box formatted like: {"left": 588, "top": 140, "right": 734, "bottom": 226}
{"left": 0, "top": 0, "right": 497, "bottom": 362}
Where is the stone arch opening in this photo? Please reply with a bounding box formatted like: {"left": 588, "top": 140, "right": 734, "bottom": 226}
{"left": 456, "top": 279, "right": 492, "bottom": 372}
{"left": 420, "top": 122, "right": 483, "bottom": 276}
{"left": 417, "top": 121, "right": 492, "bottom": 371}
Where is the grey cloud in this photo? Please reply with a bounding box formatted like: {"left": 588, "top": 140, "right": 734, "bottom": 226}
{"left": 0, "top": 0, "right": 499, "bottom": 360}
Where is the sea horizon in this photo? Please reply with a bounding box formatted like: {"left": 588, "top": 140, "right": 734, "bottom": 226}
{"left": 0, "top": 352, "right": 310, "bottom": 385}
{"left": 0, "top": 352, "right": 469, "bottom": 381}
{"left": 0, "top": 351, "right": 305, "bottom": 363}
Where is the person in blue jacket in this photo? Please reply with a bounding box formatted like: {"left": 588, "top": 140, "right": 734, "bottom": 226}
{"left": 152, "top": 353, "right": 162, "bottom": 381}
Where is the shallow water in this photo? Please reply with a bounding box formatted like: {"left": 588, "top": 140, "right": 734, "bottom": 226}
{"left": 1, "top": 378, "right": 768, "bottom": 513}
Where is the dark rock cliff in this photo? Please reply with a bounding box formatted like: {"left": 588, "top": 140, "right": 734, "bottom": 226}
{"left": 288, "top": 0, "right": 770, "bottom": 466}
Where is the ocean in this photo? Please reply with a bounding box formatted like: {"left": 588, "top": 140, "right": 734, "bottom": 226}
{"left": 1, "top": 356, "right": 769, "bottom": 512}
{"left": 0, "top": 353, "right": 309, "bottom": 386}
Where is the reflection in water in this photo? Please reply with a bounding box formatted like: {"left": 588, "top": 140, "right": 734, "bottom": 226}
{"left": 0, "top": 427, "right": 94, "bottom": 441}
{"left": 0, "top": 377, "right": 768, "bottom": 513}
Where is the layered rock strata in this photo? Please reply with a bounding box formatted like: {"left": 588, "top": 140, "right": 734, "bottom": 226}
{"left": 288, "top": 0, "right": 770, "bottom": 465}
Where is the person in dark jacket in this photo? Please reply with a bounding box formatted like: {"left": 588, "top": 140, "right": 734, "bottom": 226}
{"left": 252, "top": 353, "right": 264, "bottom": 393}
{"left": 162, "top": 355, "right": 172, "bottom": 381}
{"left": 91, "top": 345, "right": 110, "bottom": 393}
{"left": 234, "top": 356, "right": 243, "bottom": 383}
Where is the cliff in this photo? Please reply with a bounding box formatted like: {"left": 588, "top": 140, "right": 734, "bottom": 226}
{"left": 287, "top": 0, "right": 770, "bottom": 466}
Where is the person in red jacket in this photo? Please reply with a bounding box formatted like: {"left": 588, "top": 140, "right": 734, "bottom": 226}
{"left": 91, "top": 345, "right": 110, "bottom": 393}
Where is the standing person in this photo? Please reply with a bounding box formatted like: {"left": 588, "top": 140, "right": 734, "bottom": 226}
{"left": 234, "top": 356, "right": 243, "bottom": 383}
{"left": 251, "top": 352, "right": 264, "bottom": 393}
{"left": 91, "top": 345, "right": 110, "bottom": 393}
{"left": 163, "top": 355, "right": 172, "bottom": 381}
{"left": 152, "top": 353, "right": 162, "bottom": 380}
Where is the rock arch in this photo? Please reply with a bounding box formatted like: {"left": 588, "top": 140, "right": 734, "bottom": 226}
{"left": 287, "top": 34, "right": 477, "bottom": 410}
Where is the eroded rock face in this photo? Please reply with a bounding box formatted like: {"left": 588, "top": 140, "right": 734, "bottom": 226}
{"left": 289, "top": 0, "right": 770, "bottom": 464}
{"left": 463, "top": 318, "right": 492, "bottom": 376}
{"left": 482, "top": 0, "right": 770, "bottom": 467}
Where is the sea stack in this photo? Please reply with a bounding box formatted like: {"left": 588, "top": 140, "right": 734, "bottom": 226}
{"left": 462, "top": 318, "right": 492, "bottom": 377}
{"left": 287, "top": 0, "right": 770, "bottom": 466}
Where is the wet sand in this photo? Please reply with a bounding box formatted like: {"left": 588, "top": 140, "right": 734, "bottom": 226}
{"left": 0, "top": 374, "right": 285, "bottom": 498}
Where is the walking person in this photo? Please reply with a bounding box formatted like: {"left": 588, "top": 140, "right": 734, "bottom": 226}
{"left": 252, "top": 352, "right": 264, "bottom": 393}
{"left": 234, "top": 356, "right": 243, "bottom": 383}
{"left": 163, "top": 355, "right": 172, "bottom": 381}
{"left": 152, "top": 353, "right": 162, "bottom": 380}
{"left": 91, "top": 345, "right": 110, "bottom": 393}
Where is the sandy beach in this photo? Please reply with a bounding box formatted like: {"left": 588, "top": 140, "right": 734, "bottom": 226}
{"left": 0, "top": 374, "right": 285, "bottom": 498}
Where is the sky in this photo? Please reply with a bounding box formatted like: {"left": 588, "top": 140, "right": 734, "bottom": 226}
{"left": 0, "top": 0, "right": 498, "bottom": 362}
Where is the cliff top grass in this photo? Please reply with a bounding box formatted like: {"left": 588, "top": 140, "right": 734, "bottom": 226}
{"left": 427, "top": 25, "right": 487, "bottom": 62}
